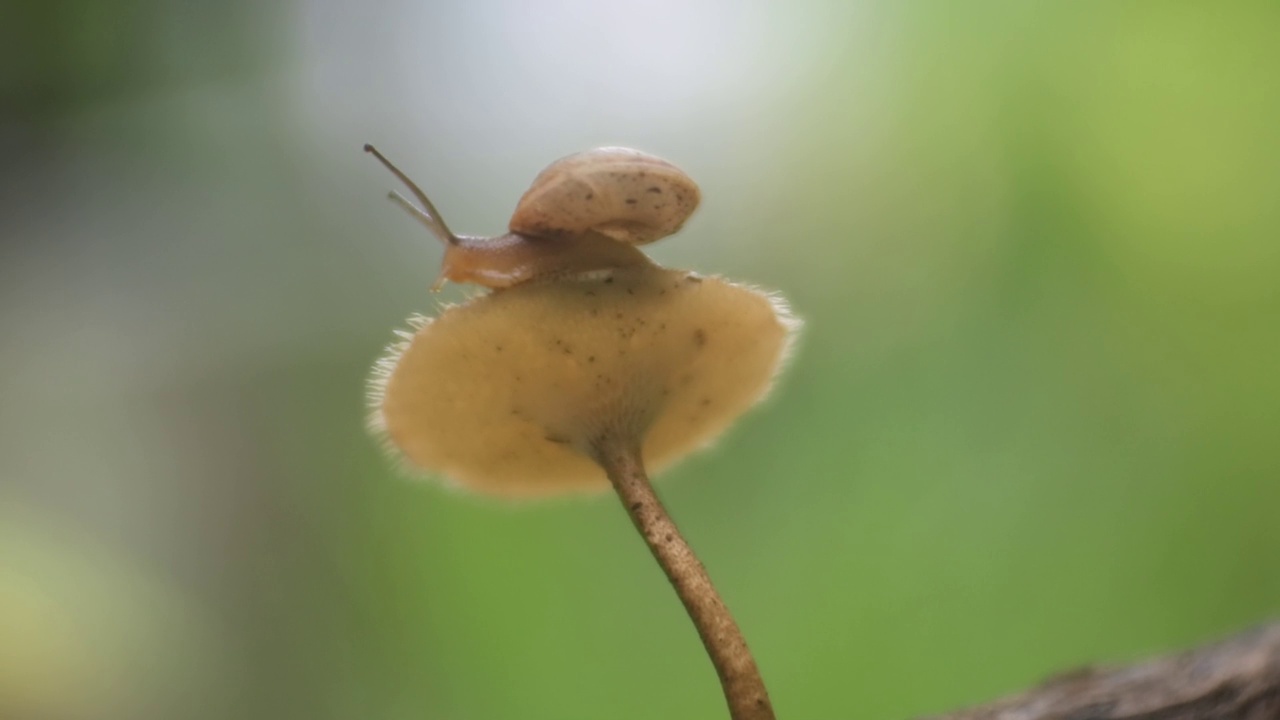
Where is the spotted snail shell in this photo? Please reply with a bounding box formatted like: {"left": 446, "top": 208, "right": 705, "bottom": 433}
{"left": 509, "top": 147, "right": 702, "bottom": 245}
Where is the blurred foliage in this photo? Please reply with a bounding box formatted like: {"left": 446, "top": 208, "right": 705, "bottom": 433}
{"left": 1, "top": 0, "right": 278, "bottom": 122}
{"left": 1, "top": 2, "right": 1277, "bottom": 719}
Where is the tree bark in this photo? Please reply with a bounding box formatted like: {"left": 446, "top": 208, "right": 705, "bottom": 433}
{"left": 921, "top": 621, "right": 1280, "bottom": 720}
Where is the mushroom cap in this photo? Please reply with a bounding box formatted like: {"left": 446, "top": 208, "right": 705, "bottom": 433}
{"left": 369, "top": 264, "right": 798, "bottom": 497}
{"left": 509, "top": 147, "right": 702, "bottom": 246}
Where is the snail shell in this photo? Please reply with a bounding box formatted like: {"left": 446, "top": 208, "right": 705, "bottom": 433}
{"left": 509, "top": 147, "right": 702, "bottom": 245}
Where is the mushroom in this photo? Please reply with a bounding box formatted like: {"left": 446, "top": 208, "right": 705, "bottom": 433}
{"left": 366, "top": 144, "right": 799, "bottom": 720}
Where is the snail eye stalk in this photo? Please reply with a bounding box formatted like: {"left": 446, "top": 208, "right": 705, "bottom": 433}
{"left": 365, "top": 143, "right": 459, "bottom": 246}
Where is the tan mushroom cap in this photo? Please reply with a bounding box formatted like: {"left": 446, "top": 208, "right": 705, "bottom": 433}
{"left": 509, "top": 147, "right": 701, "bottom": 246}
{"left": 369, "top": 264, "right": 798, "bottom": 497}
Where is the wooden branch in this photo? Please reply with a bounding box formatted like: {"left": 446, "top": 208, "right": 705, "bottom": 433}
{"left": 921, "top": 621, "right": 1280, "bottom": 720}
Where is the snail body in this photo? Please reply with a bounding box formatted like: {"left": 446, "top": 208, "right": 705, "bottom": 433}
{"left": 364, "top": 144, "right": 701, "bottom": 289}
{"left": 440, "top": 231, "right": 651, "bottom": 288}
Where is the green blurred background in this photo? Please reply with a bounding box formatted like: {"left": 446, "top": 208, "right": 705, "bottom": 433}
{"left": 2, "top": 2, "right": 1278, "bottom": 719}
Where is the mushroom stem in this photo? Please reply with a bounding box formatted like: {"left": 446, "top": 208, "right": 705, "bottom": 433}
{"left": 591, "top": 436, "right": 776, "bottom": 720}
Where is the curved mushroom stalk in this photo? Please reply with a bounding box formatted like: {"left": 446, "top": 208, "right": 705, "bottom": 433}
{"left": 591, "top": 434, "right": 776, "bottom": 720}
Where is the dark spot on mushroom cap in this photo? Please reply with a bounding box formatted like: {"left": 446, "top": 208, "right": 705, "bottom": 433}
{"left": 585, "top": 191, "right": 594, "bottom": 200}
{"left": 694, "top": 329, "right": 707, "bottom": 347}
{"left": 647, "top": 186, "right": 662, "bottom": 194}
{"left": 625, "top": 198, "right": 638, "bottom": 205}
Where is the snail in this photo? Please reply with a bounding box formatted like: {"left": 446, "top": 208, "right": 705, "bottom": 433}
{"left": 365, "top": 143, "right": 797, "bottom": 720}
{"left": 364, "top": 144, "right": 701, "bottom": 289}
